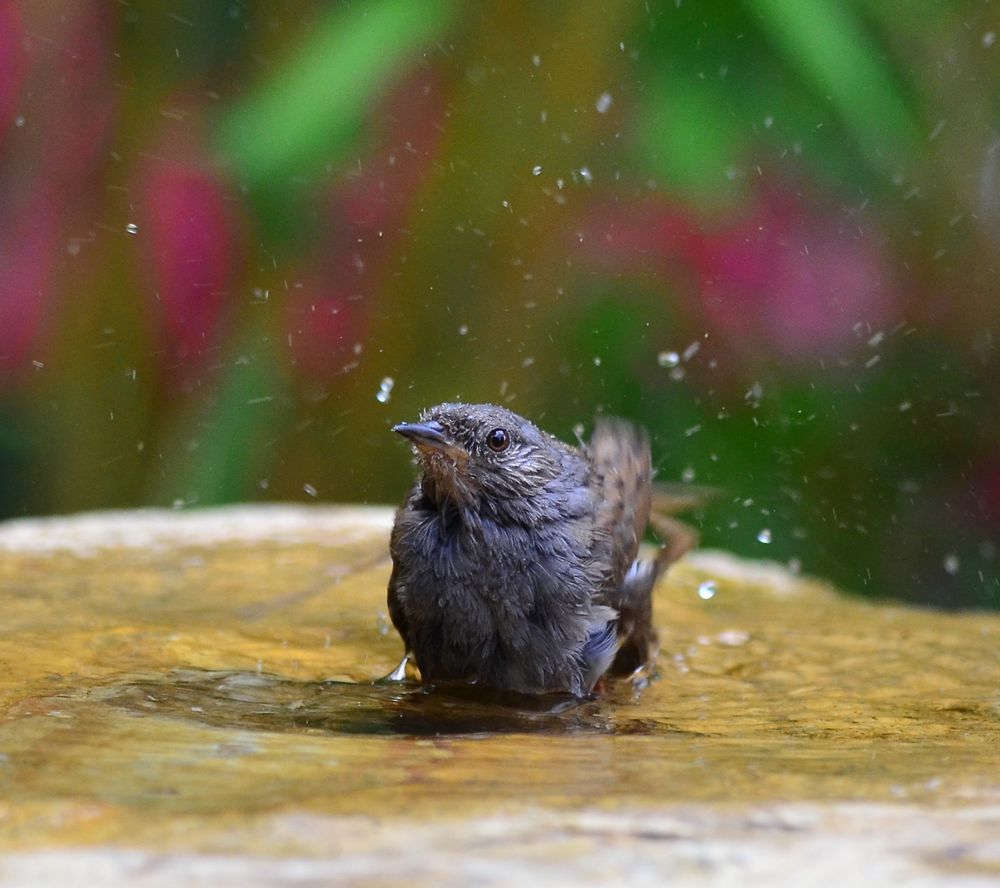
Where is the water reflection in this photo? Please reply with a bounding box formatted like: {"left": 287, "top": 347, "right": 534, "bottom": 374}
{"left": 103, "top": 669, "right": 666, "bottom": 738}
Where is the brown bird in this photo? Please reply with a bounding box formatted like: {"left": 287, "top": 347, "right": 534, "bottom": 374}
{"left": 387, "top": 402, "right": 698, "bottom": 696}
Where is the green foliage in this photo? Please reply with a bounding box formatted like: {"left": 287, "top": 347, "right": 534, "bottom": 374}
{"left": 1, "top": 0, "right": 996, "bottom": 607}
{"left": 750, "top": 0, "right": 920, "bottom": 170}
{"left": 154, "top": 321, "right": 287, "bottom": 507}
{"left": 217, "top": 0, "right": 456, "bottom": 187}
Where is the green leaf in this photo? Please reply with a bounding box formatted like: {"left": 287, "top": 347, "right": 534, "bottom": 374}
{"left": 152, "top": 319, "right": 286, "bottom": 506}
{"left": 749, "top": 0, "right": 919, "bottom": 169}
{"left": 639, "top": 73, "right": 746, "bottom": 206}
{"left": 218, "top": 0, "right": 455, "bottom": 185}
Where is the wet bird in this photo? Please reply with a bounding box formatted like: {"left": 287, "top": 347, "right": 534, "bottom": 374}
{"left": 387, "top": 402, "right": 698, "bottom": 697}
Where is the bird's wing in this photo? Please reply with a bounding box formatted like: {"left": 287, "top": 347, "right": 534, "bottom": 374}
{"left": 650, "top": 481, "right": 719, "bottom": 516}
{"left": 588, "top": 430, "right": 715, "bottom": 678}
{"left": 387, "top": 559, "right": 411, "bottom": 651}
{"left": 647, "top": 482, "right": 717, "bottom": 570}
{"left": 578, "top": 617, "right": 621, "bottom": 692}
{"left": 588, "top": 417, "right": 653, "bottom": 589}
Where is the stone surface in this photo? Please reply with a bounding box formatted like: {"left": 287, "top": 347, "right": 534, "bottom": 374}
{"left": 0, "top": 505, "right": 998, "bottom": 885}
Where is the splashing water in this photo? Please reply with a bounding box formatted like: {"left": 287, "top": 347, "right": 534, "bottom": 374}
{"left": 376, "top": 377, "right": 395, "bottom": 404}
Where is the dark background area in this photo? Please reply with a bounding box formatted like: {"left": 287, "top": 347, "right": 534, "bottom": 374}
{"left": 0, "top": 0, "right": 997, "bottom": 607}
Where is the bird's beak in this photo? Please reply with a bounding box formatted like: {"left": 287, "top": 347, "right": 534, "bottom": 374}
{"left": 393, "top": 420, "right": 461, "bottom": 457}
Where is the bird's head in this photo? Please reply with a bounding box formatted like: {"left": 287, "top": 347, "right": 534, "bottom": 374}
{"left": 393, "top": 402, "right": 571, "bottom": 521}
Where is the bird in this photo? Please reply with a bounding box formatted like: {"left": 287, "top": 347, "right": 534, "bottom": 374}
{"left": 386, "top": 402, "right": 698, "bottom": 697}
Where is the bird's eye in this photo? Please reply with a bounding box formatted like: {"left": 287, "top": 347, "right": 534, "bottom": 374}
{"left": 485, "top": 428, "right": 510, "bottom": 452}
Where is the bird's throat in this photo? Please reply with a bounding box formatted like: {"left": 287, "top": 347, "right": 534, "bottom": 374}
{"left": 419, "top": 457, "right": 475, "bottom": 523}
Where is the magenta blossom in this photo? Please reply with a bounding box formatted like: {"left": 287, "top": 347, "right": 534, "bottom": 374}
{"left": 0, "top": 1, "right": 116, "bottom": 382}
{"left": 0, "top": 188, "right": 58, "bottom": 378}
{"left": 140, "top": 156, "right": 242, "bottom": 376}
{"left": 586, "top": 186, "right": 897, "bottom": 364}
{"left": 691, "top": 190, "right": 896, "bottom": 362}
{"left": 0, "top": 0, "right": 25, "bottom": 146}
{"left": 287, "top": 69, "right": 444, "bottom": 381}
{"left": 285, "top": 276, "right": 362, "bottom": 380}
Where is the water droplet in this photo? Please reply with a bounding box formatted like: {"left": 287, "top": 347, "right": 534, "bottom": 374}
{"left": 125, "top": 223, "right": 138, "bottom": 235}
{"left": 669, "top": 366, "right": 686, "bottom": 382}
{"left": 697, "top": 580, "right": 717, "bottom": 600}
{"left": 303, "top": 483, "right": 318, "bottom": 498}
{"left": 681, "top": 466, "right": 696, "bottom": 483}
{"left": 983, "top": 31, "right": 996, "bottom": 48}
{"left": 763, "top": 114, "right": 774, "bottom": 129}
{"left": 579, "top": 166, "right": 593, "bottom": 184}
{"left": 943, "top": 554, "right": 960, "bottom": 575}
{"left": 745, "top": 381, "right": 764, "bottom": 406}
{"left": 376, "top": 376, "right": 394, "bottom": 404}
{"left": 756, "top": 528, "right": 772, "bottom": 544}
{"left": 716, "top": 629, "right": 750, "bottom": 647}
{"left": 531, "top": 165, "right": 542, "bottom": 176}
{"left": 458, "top": 324, "right": 469, "bottom": 336}
{"left": 531, "top": 54, "right": 542, "bottom": 67}
{"left": 657, "top": 350, "right": 680, "bottom": 368}
{"left": 595, "top": 92, "right": 613, "bottom": 114}
{"left": 593, "top": 356, "right": 602, "bottom": 366}
{"left": 14, "top": 115, "right": 25, "bottom": 128}
{"left": 682, "top": 341, "right": 701, "bottom": 361}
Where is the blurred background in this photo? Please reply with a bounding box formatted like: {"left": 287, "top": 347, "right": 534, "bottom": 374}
{"left": 0, "top": 0, "right": 997, "bottom": 608}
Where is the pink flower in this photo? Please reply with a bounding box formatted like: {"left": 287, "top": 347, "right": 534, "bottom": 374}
{"left": 0, "top": 188, "right": 58, "bottom": 378}
{"left": 0, "top": 0, "right": 25, "bottom": 146}
{"left": 285, "top": 276, "right": 362, "bottom": 380}
{"left": 338, "top": 68, "right": 444, "bottom": 234}
{"left": 140, "top": 158, "right": 241, "bottom": 374}
{"left": 585, "top": 185, "right": 898, "bottom": 364}
{"left": 286, "top": 69, "right": 444, "bottom": 380}
{"left": 975, "top": 460, "right": 1000, "bottom": 526}
{"left": 0, "top": 2, "right": 116, "bottom": 382}
{"left": 691, "top": 189, "right": 896, "bottom": 362}
{"left": 40, "top": 1, "right": 117, "bottom": 183}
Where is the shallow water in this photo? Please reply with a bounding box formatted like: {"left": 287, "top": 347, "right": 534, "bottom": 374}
{"left": 0, "top": 506, "right": 998, "bottom": 857}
